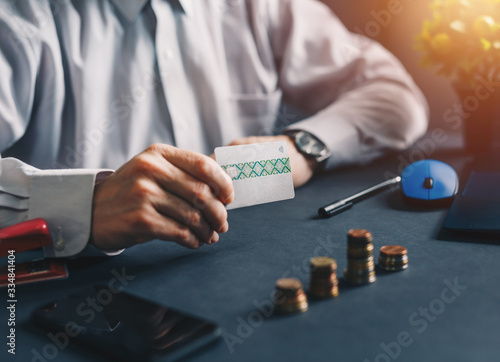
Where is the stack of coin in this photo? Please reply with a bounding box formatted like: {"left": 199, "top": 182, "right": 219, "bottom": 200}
{"left": 273, "top": 278, "right": 308, "bottom": 314}
{"left": 378, "top": 245, "right": 408, "bottom": 271}
{"left": 344, "top": 229, "right": 376, "bottom": 285}
{"left": 308, "top": 257, "right": 339, "bottom": 298}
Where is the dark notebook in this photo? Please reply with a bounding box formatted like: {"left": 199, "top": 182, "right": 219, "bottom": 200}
{"left": 443, "top": 157, "right": 500, "bottom": 234}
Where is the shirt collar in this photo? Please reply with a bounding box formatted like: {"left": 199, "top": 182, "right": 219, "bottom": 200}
{"left": 110, "top": 0, "right": 192, "bottom": 21}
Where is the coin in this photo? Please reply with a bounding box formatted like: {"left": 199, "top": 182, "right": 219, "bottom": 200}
{"left": 309, "top": 286, "right": 339, "bottom": 298}
{"left": 347, "top": 256, "right": 374, "bottom": 265}
{"left": 343, "top": 269, "right": 377, "bottom": 285}
{"left": 309, "top": 275, "right": 339, "bottom": 286}
{"left": 380, "top": 245, "right": 407, "bottom": 257}
{"left": 310, "top": 256, "right": 337, "bottom": 271}
{"left": 378, "top": 245, "right": 409, "bottom": 271}
{"left": 274, "top": 278, "right": 308, "bottom": 314}
{"left": 276, "top": 278, "right": 302, "bottom": 291}
{"left": 378, "top": 263, "right": 408, "bottom": 271}
{"left": 347, "top": 243, "right": 374, "bottom": 258}
{"left": 275, "top": 278, "right": 303, "bottom": 296}
{"left": 274, "top": 292, "right": 307, "bottom": 305}
{"left": 378, "top": 255, "right": 408, "bottom": 264}
{"left": 347, "top": 229, "right": 373, "bottom": 245}
{"left": 345, "top": 229, "right": 376, "bottom": 285}
{"left": 308, "top": 257, "right": 339, "bottom": 299}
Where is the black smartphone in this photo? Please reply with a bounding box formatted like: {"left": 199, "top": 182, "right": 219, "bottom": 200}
{"left": 32, "top": 285, "right": 221, "bottom": 361}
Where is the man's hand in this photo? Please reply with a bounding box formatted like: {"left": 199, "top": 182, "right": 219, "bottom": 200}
{"left": 91, "top": 144, "right": 234, "bottom": 251}
{"left": 226, "top": 136, "right": 316, "bottom": 188}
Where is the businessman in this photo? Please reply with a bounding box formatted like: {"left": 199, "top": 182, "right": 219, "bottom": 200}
{"left": 0, "top": 0, "right": 428, "bottom": 256}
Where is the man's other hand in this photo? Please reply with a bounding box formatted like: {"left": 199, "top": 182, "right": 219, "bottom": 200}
{"left": 91, "top": 144, "right": 234, "bottom": 251}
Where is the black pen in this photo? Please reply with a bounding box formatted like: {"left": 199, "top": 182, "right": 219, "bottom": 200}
{"left": 318, "top": 176, "right": 401, "bottom": 218}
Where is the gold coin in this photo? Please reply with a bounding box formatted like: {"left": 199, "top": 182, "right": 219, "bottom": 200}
{"left": 348, "top": 229, "right": 372, "bottom": 240}
{"left": 347, "top": 243, "right": 374, "bottom": 257}
{"left": 348, "top": 256, "right": 374, "bottom": 264}
{"left": 348, "top": 259, "right": 375, "bottom": 267}
{"left": 343, "top": 269, "right": 377, "bottom": 285}
{"left": 347, "top": 257, "right": 375, "bottom": 270}
{"left": 309, "top": 276, "right": 339, "bottom": 286}
{"left": 344, "top": 268, "right": 376, "bottom": 278}
{"left": 310, "top": 256, "right": 337, "bottom": 269}
{"left": 379, "top": 255, "right": 408, "bottom": 262}
{"left": 380, "top": 245, "right": 407, "bottom": 257}
{"left": 276, "top": 278, "right": 302, "bottom": 291}
{"left": 378, "top": 263, "right": 408, "bottom": 271}
{"left": 347, "top": 229, "right": 373, "bottom": 244}
{"left": 344, "top": 269, "right": 376, "bottom": 278}
{"left": 378, "top": 256, "right": 408, "bottom": 266}
{"left": 309, "top": 286, "right": 339, "bottom": 299}
{"left": 274, "top": 292, "right": 307, "bottom": 305}
{"left": 309, "top": 284, "right": 339, "bottom": 292}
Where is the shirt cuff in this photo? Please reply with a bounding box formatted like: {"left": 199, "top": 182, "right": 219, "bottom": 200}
{"left": 27, "top": 168, "right": 117, "bottom": 258}
{"left": 285, "top": 113, "right": 362, "bottom": 171}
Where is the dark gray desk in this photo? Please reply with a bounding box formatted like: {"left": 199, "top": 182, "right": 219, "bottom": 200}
{"left": 8, "top": 143, "right": 500, "bottom": 362}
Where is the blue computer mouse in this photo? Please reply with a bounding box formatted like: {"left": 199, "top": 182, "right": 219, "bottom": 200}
{"left": 401, "top": 159, "right": 459, "bottom": 206}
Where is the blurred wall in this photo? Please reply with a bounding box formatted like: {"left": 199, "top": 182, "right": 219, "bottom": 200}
{"left": 321, "top": 0, "right": 459, "bottom": 134}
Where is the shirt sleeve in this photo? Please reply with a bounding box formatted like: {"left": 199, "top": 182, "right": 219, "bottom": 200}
{"left": 265, "top": 0, "right": 429, "bottom": 169}
{"left": 0, "top": 4, "right": 120, "bottom": 258}
{"left": 0, "top": 158, "right": 118, "bottom": 257}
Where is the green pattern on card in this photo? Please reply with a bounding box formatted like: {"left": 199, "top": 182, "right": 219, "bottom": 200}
{"left": 221, "top": 157, "right": 291, "bottom": 180}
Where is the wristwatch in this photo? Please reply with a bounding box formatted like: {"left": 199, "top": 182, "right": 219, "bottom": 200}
{"left": 284, "top": 130, "right": 331, "bottom": 168}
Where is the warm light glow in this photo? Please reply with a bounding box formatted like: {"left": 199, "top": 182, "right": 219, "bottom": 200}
{"left": 415, "top": 0, "right": 500, "bottom": 88}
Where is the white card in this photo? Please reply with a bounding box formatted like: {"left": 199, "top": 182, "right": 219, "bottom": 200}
{"left": 215, "top": 141, "right": 295, "bottom": 210}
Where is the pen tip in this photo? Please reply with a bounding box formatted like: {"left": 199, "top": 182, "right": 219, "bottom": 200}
{"left": 318, "top": 208, "right": 328, "bottom": 218}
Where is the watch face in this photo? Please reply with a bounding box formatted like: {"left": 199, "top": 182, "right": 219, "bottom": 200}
{"left": 296, "top": 132, "right": 325, "bottom": 157}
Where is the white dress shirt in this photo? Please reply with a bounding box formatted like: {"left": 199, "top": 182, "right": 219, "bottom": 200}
{"left": 0, "top": 0, "right": 428, "bottom": 257}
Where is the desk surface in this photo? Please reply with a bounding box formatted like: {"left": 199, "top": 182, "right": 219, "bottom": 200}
{"left": 10, "top": 143, "right": 500, "bottom": 362}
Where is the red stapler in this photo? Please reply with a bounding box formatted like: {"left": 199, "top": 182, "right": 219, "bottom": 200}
{"left": 0, "top": 218, "right": 68, "bottom": 287}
